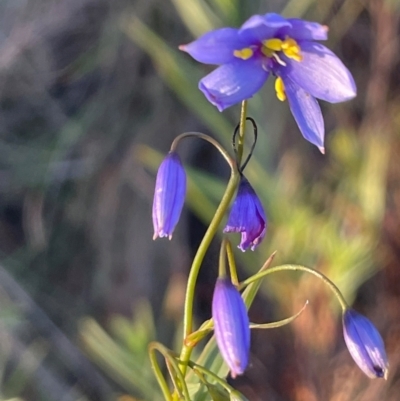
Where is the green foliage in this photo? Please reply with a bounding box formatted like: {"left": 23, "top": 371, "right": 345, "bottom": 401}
{"left": 80, "top": 301, "right": 161, "bottom": 400}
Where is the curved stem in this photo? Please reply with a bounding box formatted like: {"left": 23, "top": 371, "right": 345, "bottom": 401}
{"left": 177, "top": 171, "right": 239, "bottom": 382}
{"left": 148, "top": 342, "right": 173, "bottom": 401}
{"left": 182, "top": 170, "right": 240, "bottom": 338}
{"left": 176, "top": 101, "right": 248, "bottom": 383}
{"left": 240, "top": 264, "right": 348, "bottom": 311}
{"left": 171, "top": 132, "right": 235, "bottom": 169}
{"left": 149, "top": 342, "right": 191, "bottom": 401}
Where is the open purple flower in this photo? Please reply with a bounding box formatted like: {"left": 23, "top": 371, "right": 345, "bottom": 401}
{"left": 152, "top": 151, "right": 186, "bottom": 240}
{"left": 212, "top": 277, "right": 250, "bottom": 378}
{"left": 343, "top": 309, "right": 388, "bottom": 379}
{"left": 180, "top": 13, "right": 357, "bottom": 152}
{"left": 224, "top": 176, "right": 266, "bottom": 251}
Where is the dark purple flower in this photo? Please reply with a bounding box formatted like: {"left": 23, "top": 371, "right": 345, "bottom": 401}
{"left": 212, "top": 277, "right": 250, "bottom": 378}
{"left": 152, "top": 151, "right": 186, "bottom": 239}
{"left": 343, "top": 309, "right": 388, "bottom": 379}
{"left": 180, "top": 13, "right": 357, "bottom": 152}
{"left": 224, "top": 177, "right": 266, "bottom": 251}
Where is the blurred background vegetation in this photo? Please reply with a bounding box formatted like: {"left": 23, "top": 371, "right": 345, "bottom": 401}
{"left": 0, "top": 0, "right": 400, "bottom": 399}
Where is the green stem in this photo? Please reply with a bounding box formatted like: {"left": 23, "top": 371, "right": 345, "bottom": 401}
{"left": 218, "top": 239, "right": 228, "bottom": 278}
{"left": 182, "top": 169, "right": 239, "bottom": 338}
{"left": 240, "top": 264, "right": 349, "bottom": 311}
{"left": 149, "top": 342, "right": 191, "bottom": 401}
{"left": 226, "top": 239, "right": 239, "bottom": 286}
{"left": 171, "top": 132, "right": 235, "bottom": 169}
{"left": 148, "top": 343, "right": 173, "bottom": 401}
{"left": 178, "top": 103, "right": 248, "bottom": 379}
{"left": 236, "top": 101, "right": 248, "bottom": 165}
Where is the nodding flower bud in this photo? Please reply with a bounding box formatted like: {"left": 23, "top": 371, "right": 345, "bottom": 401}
{"left": 343, "top": 308, "right": 389, "bottom": 379}
{"left": 224, "top": 176, "right": 267, "bottom": 251}
{"left": 152, "top": 151, "right": 186, "bottom": 240}
{"left": 212, "top": 277, "right": 250, "bottom": 378}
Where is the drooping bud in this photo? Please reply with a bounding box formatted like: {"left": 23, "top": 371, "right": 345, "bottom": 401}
{"left": 224, "top": 176, "right": 267, "bottom": 251}
{"left": 152, "top": 151, "right": 186, "bottom": 239}
{"left": 342, "top": 308, "right": 389, "bottom": 379}
{"left": 212, "top": 277, "right": 250, "bottom": 378}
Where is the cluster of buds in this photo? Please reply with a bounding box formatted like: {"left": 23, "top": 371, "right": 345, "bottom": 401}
{"left": 151, "top": 134, "right": 389, "bottom": 383}
{"left": 152, "top": 131, "right": 267, "bottom": 251}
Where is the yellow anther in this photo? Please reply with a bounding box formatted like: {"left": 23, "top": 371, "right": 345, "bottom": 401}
{"left": 281, "top": 38, "right": 298, "bottom": 50}
{"left": 281, "top": 38, "right": 302, "bottom": 61}
{"left": 263, "top": 38, "right": 283, "bottom": 51}
{"left": 275, "top": 77, "right": 286, "bottom": 101}
{"left": 233, "top": 48, "right": 254, "bottom": 60}
{"left": 261, "top": 36, "right": 303, "bottom": 62}
{"left": 284, "top": 50, "right": 302, "bottom": 62}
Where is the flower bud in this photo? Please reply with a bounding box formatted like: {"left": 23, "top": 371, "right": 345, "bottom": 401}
{"left": 152, "top": 151, "right": 186, "bottom": 239}
{"left": 224, "top": 177, "right": 267, "bottom": 251}
{"left": 212, "top": 277, "right": 250, "bottom": 378}
{"left": 343, "top": 308, "right": 388, "bottom": 379}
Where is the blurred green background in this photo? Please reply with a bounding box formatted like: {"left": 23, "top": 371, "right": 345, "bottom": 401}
{"left": 0, "top": 0, "right": 400, "bottom": 400}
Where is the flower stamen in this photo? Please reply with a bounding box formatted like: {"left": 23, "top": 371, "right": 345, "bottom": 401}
{"left": 233, "top": 48, "right": 254, "bottom": 60}
{"left": 281, "top": 38, "right": 303, "bottom": 61}
{"left": 262, "top": 37, "right": 302, "bottom": 62}
{"left": 263, "top": 38, "right": 283, "bottom": 51}
{"left": 272, "top": 53, "right": 287, "bottom": 66}
{"left": 275, "top": 77, "right": 286, "bottom": 101}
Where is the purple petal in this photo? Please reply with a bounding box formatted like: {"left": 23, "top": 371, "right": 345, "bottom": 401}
{"left": 343, "top": 309, "right": 388, "bottom": 379}
{"left": 199, "top": 58, "right": 269, "bottom": 111}
{"left": 239, "top": 13, "right": 291, "bottom": 43}
{"left": 278, "top": 19, "right": 328, "bottom": 41}
{"left": 224, "top": 177, "right": 267, "bottom": 251}
{"left": 179, "top": 28, "right": 251, "bottom": 65}
{"left": 152, "top": 152, "right": 186, "bottom": 239}
{"left": 212, "top": 278, "right": 250, "bottom": 378}
{"left": 281, "top": 76, "right": 325, "bottom": 152}
{"left": 284, "top": 42, "right": 356, "bottom": 103}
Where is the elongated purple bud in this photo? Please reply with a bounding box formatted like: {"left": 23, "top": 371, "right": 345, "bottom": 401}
{"left": 152, "top": 151, "right": 186, "bottom": 240}
{"left": 224, "top": 177, "right": 267, "bottom": 251}
{"left": 212, "top": 277, "right": 250, "bottom": 378}
{"left": 343, "top": 309, "right": 388, "bottom": 379}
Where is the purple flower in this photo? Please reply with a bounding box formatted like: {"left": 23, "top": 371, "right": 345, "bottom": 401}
{"left": 343, "top": 309, "right": 388, "bottom": 379}
{"left": 212, "top": 277, "right": 250, "bottom": 378}
{"left": 180, "top": 13, "right": 357, "bottom": 152}
{"left": 224, "top": 177, "right": 267, "bottom": 251}
{"left": 152, "top": 151, "right": 186, "bottom": 239}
